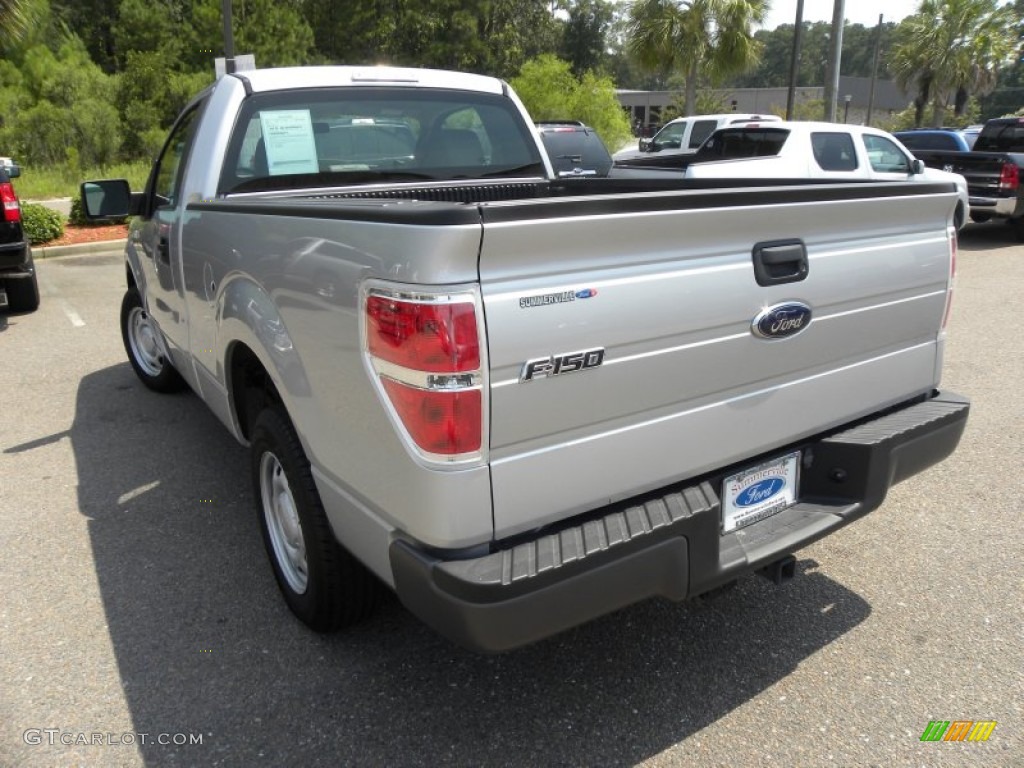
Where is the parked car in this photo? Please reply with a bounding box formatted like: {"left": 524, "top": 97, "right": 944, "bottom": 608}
{"left": 891, "top": 117, "right": 1024, "bottom": 235}
{"left": 614, "top": 113, "right": 782, "bottom": 168}
{"left": 535, "top": 121, "right": 612, "bottom": 177}
{"left": 684, "top": 121, "right": 970, "bottom": 230}
{"left": 894, "top": 128, "right": 974, "bottom": 154}
{"left": 0, "top": 160, "right": 40, "bottom": 313}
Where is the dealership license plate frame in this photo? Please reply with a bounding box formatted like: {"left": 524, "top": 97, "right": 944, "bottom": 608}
{"left": 721, "top": 451, "right": 801, "bottom": 534}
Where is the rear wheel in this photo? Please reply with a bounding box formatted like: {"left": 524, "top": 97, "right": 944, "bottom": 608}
{"left": 4, "top": 272, "right": 39, "bottom": 313}
{"left": 120, "top": 286, "right": 186, "bottom": 392}
{"left": 251, "top": 405, "right": 378, "bottom": 631}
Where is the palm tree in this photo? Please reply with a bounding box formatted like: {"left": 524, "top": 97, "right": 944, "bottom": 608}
{"left": 627, "top": 0, "right": 766, "bottom": 116}
{"left": 0, "top": 0, "right": 32, "bottom": 49}
{"left": 889, "top": 0, "right": 1018, "bottom": 127}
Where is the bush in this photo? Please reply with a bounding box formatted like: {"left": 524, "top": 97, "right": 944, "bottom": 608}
{"left": 69, "top": 194, "right": 127, "bottom": 226}
{"left": 511, "top": 55, "right": 633, "bottom": 153}
{"left": 20, "top": 203, "right": 65, "bottom": 244}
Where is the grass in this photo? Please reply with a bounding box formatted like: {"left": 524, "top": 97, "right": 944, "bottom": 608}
{"left": 15, "top": 161, "right": 152, "bottom": 200}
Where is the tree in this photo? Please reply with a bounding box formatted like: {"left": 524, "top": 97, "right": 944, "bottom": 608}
{"left": 889, "top": 0, "right": 1018, "bottom": 127}
{"left": 0, "top": 0, "right": 34, "bottom": 49}
{"left": 560, "top": 0, "right": 615, "bottom": 77}
{"left": 0, "top": 36, "right": 121, "bottom": 166}
{"left": 50, "top": 0, "right": 120, "bottom": 72}
{"left": 511, "top": 53, "right": 632, "bottom": 149}
{"left": 626, "top": 0, "right": 766, "bottom": 115}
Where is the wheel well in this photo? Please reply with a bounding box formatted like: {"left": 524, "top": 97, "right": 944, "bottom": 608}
{"left": 126, "top": 264, "right": 136, "bottom": 289}
{"left": 229, "top": 343, "right": 281, "bottom": 441}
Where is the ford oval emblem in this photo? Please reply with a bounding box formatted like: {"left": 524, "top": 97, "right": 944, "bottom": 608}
{"left": 752, "top": 302, "right": 812, "bottom": 340}
{"left": 736, "top": 477, "right": 786, "bottom": 508}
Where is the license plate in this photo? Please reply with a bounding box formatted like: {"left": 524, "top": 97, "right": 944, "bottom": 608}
{"left": 722, "top": 451, "right": 800, "bottom": 533}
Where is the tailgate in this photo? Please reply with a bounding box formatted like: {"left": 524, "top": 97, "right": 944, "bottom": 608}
{"left": 935, "top": 152, "right": 1009, "bottom": 195}
{"left": 478, "top": 183, "right": 955, "bottom": 538}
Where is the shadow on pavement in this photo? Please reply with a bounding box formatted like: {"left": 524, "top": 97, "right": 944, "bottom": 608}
{"left": 65, "top": 363, "right": 872, "bottom": 766}
{"left": 956, "top": 220, "right": 1022, "bottom": 251}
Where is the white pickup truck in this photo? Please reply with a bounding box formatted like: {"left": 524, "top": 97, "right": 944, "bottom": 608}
{"left": 83, "top": 67, "right": 969, "bottom": 652}
{"left": 684, "top": 121, "right": 970, "bottom": 230}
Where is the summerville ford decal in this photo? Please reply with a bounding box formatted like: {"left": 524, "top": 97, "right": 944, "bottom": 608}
{"left": 519, "top": 288, "right": 598, "bottom": 309}
{"left": 751, "top": 302, "right": 812, "bottom": 340}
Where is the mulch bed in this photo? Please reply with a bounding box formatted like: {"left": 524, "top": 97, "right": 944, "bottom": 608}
{"left": 44, "top": 223, "right": 129, "bottom": 247}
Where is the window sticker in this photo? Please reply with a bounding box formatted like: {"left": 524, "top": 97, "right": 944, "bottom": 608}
{"left": 259, "top": 110, "right": 319, "bottom": 176}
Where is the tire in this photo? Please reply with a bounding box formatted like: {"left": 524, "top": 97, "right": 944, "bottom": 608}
{"left": 954, "top": 204, "right": 965, "bottom": 232}
{"left": 1010, "top": 217, "right": 1024, "bottom": 243}
{"left": 120, "top": 286, "right": 186, "bottom": 392}
{"left": 969, "top": 213, "right": 991, "bottom": 224}
{"left": 4, "top": 272, "right": 39, "bottom": 313}
{"left": 4, "top": 250, "right": 40, "bottom": 313}
{"left": 251, "top": 405, "right": 378, "bottom": 632}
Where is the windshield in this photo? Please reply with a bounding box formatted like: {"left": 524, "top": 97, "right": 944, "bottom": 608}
{"left": 219, "top": 87, "right": 544, "bottom": 194}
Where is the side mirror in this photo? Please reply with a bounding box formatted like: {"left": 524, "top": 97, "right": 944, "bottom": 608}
{"left": 911, "top": 158, "right": 925, "bottom": 175}
{"left": 638, "top": 138, "right": 651, "bottom": 152}
{"left": 80, "top": 179, "right": 142, "bottom": 220}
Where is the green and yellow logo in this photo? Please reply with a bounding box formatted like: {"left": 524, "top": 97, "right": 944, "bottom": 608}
{"left": 920, "top": 720, "right": 997, "bottom": 742}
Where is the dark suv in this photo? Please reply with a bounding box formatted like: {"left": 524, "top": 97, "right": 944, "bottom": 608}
{"left": 0, "top": 161, "right": 39, "bottom": 313}
{"left": 535, "top": 121, "right": 613, "bottom": 177}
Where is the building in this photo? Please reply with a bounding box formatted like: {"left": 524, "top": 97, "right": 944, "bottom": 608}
{"left": 617, "top": 76, "right": 913, "bottom": 129}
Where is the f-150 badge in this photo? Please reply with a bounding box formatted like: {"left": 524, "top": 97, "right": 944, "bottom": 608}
{"left": 520, "top": 348, "right": 605, "bottom": 382}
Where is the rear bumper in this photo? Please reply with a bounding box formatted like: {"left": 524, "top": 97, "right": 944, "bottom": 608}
{"left": 391, "top": 391, "right": 969, "bottom": 653}
{"left": 967, "top": 194, "right": 1018, "bottom": 218}
{"left": 0, "top": 239, "right": 31, "bottom": 272}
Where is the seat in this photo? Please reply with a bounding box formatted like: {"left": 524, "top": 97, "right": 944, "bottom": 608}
{"left": 420, "top": 129, "right": 485, "bottom": 167}
{"left": 813, "top": 136, "right": 857, "bottom": 172}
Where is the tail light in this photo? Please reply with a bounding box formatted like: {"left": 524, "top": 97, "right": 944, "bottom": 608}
{"left": 942, "top": 225, "right": 957, "bottom": 330}
{"left": 363, "top": 286, "right": 485, "bottom": 464}
{"left": 0, "top": 182, "right": 20, "bottom": 222}
{"left": 998, "top": 162, "right": 1018, "bottom": 191}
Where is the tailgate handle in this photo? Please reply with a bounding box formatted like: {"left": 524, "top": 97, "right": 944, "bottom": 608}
{"left": 752, "top": 240, "right": 808, "bottom": 286}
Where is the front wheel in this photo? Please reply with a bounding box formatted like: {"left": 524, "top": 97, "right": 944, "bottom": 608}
{"left": 120, "top": 286, "right": 186, "bottom": 392}
{"left": 969, "top": 212, "right": 991, "bottom": 224}
{"left": 251, "top": 405, "right": 378, "bottom": 632}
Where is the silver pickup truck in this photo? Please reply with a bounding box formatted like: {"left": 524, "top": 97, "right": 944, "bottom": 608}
{"left": 83, "top": 66, "right": 969, "bottom": 652}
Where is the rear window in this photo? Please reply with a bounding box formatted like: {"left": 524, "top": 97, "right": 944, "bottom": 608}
{"left": 692, "top": 128, "right": 789, "bottom": 161}
{"left": 219, "top": 87, "right": 543, "bottom": 194}
{"left": 974, "top": 121, "right": 1024, "bottom": 152}
{"left": 538, "top": 130, "right": 612, "bottom": 177}
{"left": 895, "top": 133, "right": 960, "bottom": 151}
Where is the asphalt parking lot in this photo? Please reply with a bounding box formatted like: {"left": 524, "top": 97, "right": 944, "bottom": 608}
{"left": 1, "top": 223, "right": 1021, "bottom": 767}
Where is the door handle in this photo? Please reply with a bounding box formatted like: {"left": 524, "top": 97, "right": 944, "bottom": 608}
{"left": 158, "top": 236, "right": 170, "bottom": 265}
{"left": 752, "top": 240, "right": 808, "bottom": 286}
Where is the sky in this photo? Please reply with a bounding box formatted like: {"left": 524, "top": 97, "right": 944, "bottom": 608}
{"left": 761, "top": 0, "right": 925, "bottom": 29}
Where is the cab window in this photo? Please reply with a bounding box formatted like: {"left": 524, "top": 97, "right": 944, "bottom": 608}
{"left": 862, "top": 134, "right": 912, "bottom": 174}
{"left": 654, "top": 122, "right": 685, "bottom": 149}
{"left": 153, "top": 106, "right": 203, "bottom": 208}
{"left": 688, "top": 120, "right": 718, "bottom": 149}
{"left": 811, "top": 132, "right": 858, "bottom": 172}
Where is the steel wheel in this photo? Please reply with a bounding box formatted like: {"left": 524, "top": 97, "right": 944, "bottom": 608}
{"left": 250, "top": 405, "right": 379, "bottom": 631}
{"left": 127, "top": 305, "right": 165, "bottom": 377}
{"left": 120, "top": 287, "right": 186, "bottom": 392}
{"left": 259, "top": 450, "right": 308, "bottom": 594}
